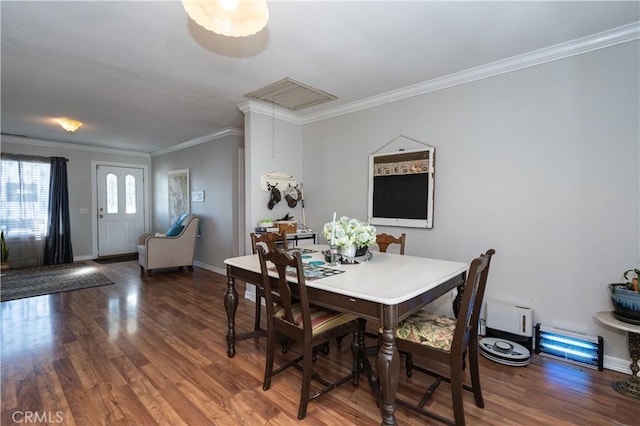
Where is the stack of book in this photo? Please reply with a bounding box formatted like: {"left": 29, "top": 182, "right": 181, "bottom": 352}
{"left": 255, "top": 226, "right": 279, "bottom": 233}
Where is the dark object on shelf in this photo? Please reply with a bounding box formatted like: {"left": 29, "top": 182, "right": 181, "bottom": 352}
{"left": 278, "top": 212, "right": 294, "bottom": 221}
{"left": 255, "top": 226, "right": 280, "bottom": 233}
{"left": 609, "top": 283, "right": 640, "bottom": 325}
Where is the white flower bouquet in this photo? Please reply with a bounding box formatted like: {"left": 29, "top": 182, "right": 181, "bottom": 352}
{"left": 323, "top": 216, "right": 377, "bottom": 249}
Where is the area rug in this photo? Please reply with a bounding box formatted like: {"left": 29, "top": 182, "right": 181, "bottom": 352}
{"left": 0, "top": 261, "right": 113, "bottom": 302}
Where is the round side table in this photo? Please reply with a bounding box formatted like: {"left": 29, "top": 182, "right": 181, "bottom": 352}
{"left": 595, "top": 311, "right": 640, "bottom": 400}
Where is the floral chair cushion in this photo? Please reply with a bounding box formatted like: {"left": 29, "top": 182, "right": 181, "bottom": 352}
{"left": 395, "top": 310, "right": 457, "bottom": 351}
{"left": 275, "top": 304, "right": 358, "bottom": 335}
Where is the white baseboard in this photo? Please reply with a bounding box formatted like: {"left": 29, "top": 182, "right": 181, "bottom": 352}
{"left": 75, "top": 255, "right": 95, "bottom": 261}
{"left": 192, "top": 260, "right": 225, "bottom": 276}
{"left": 244, "top": 283, "right": 257, "bottom": 303}
{"left": 192, "top": 260, "right": 259, "bottom": 303}
{"left": 603, "top": 355, "right": 633, "bottom": 375}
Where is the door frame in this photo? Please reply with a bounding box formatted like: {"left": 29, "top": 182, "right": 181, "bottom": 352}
{"left": 91, "top": 160, "right": 150, "bottom": 258}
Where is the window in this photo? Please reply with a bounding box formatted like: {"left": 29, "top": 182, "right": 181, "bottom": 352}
{"left": 106, "top": 173, "right": 118, "bottom": 214}
{"left": 125, "top": 174, "right": 136, "bottom": 214}
{"left": 0, "top": 157, "right": 50, "bottom": 239}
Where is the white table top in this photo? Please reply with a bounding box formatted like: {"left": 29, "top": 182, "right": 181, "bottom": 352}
{"left": 224, "top": 245, "right": 468, "bottom": 305}
{"left": 595, "top": 311, "right": 640, "bottom": 334}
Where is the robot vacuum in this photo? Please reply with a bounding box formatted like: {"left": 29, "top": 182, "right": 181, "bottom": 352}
{"left": 479, "top": 337, "right": 531, "bottom": 367}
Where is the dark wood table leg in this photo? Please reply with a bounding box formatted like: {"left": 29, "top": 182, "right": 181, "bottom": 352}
{"left": 352, "top": 319, "right": 364, "bottom": 387}
{"left": 356, "top": 318, "right": 384, "bottom": 408}
{"left": 377, "top": 304, "right": 399, "bottom": 426}
{"left": 452, "top": 271, "right": 467, "bottom": 318}
{"left": 224, "top": 268, "right": 239, "bottom": 358}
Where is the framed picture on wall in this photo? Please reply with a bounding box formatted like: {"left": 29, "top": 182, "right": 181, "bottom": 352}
{"left": 168, "top": 168, "right": 189, "bottom": 224}
{"left": 368, "top": 147, "right": 435, "bottom": 228}
{"left": 191, "top": 190, "right": 205, "bottom": 202}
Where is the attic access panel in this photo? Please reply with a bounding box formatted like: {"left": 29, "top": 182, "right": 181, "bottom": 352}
{"left": 244, "top": 77, "right": 337, "bottom": 111}
{"left": 368, "top": 147, "right": 435, "bottom": 229}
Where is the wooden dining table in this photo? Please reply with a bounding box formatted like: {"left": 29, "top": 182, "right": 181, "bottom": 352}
{"left": 224, "top": 245, "right": 468, "bottom": 425}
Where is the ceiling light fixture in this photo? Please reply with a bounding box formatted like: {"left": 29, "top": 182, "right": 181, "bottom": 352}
{"left": 181, "top": 0, "right": 269, "bottom": 37}
{"left": 54, "top": 118, "right": 82, "bottom": 132}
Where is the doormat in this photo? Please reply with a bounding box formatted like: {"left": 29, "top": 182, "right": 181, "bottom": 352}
{"left": 94, "top": 253, "right": 139, "bottom": 264}
{"left": 0, "top": 261, "right": 113, "bottom": 302}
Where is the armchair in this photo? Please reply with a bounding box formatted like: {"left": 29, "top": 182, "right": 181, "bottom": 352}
{"left": 137, "top": 214, "right": 200, "bottom": 276}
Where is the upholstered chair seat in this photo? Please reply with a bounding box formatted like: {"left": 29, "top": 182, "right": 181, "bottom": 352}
{"left": 274, "top": 304, "right": 358, "bottom": 335}
{"left": 395, "top": 311, "right": 457, "bottom": 351}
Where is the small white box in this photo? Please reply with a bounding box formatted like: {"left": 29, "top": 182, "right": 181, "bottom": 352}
{"left": 486, "top": 299, "right": 533, "bottom": 337}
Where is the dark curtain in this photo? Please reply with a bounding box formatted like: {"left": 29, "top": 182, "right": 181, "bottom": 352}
{"left": 44, "top": 157, "right": 73, "bottom": 264}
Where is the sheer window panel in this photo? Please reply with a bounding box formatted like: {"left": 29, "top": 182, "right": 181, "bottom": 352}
{"left": 0, "top": 157, "right": 50, "bottom": 266}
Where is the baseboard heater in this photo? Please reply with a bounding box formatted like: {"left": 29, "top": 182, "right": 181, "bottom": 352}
{"left": 534, "top": 323, "right": 603, "bottom": 371}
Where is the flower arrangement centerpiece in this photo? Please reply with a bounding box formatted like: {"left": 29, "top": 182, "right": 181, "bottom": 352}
{"left": 323, "top": 215, "right": 376, "bottom": 257}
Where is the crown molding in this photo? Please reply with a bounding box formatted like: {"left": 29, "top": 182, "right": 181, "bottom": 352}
{"left": 150, "top": 127, "right": 244, "bottom": 157}
{"left": 299, "top": 21, "right": 640, "bottom": 124}
{"left": 1, "top": 134, "right": 151, "bottom": 158}
{"left": 237, "top": 100, "right": 304, "bottom": 125}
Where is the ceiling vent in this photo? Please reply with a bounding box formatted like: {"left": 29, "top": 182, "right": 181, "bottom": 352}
{"left": 245, "top": 77, "right": 337, "bottom": 111}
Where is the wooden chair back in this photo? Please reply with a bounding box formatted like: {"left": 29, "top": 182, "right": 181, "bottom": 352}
{"left": 250, "top": 231, "right": 288, "bottom": 254}
{"left": 376, "top": 233, "right": 406, "bottom": 255}
{"left": 452, "top": 249, "right": 495, "bottom": 356}
{"left": 256, "top": 245, "right": 359, "bottom": 419}
{"left": 257, "top": 246, "right": 310, "bottom": 334}
{"left": 395, "top": 249, "right": 495, "bottom": 425}
{"left": 249, "top": 231, "right": 288, "bottom": 333}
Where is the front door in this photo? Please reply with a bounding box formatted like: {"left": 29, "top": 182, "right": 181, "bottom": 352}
{"left": 97, "top": 165, "right": 145, "bottom": 256}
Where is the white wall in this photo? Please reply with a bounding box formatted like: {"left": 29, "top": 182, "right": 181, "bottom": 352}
{"left": 151, "top": 132, "right": 243, "bottom": 272}
{"left": 242, "top": 104, "right": 304, "bottom": 252}
{"left": 301, "top": 41, "right": 639, "bottom": 366}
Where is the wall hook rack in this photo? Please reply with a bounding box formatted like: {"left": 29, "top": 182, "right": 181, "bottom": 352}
{"left": 260, "top": 171, "right": 296, "bottom": 192}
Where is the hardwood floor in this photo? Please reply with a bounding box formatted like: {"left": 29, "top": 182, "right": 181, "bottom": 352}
{"left": 1, "top": 261, "right": 637, "bottom": 425}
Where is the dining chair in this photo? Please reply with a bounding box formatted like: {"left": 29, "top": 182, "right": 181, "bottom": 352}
{"left": 376, "top": 232, "right": 406, "bottom": 254}
{"left": 392, "top": 248, "right": 495, "bottom": 426}
{"left": 250, "top": 231, "right": 288, "bottom": 332}
{"left": 256, "top": 246, "right": 360, "bottom": 420}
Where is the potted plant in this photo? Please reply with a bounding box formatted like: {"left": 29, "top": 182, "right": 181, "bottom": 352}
{"left": 623, "top": 268, "right": 639, "bottom": 292}
{"left": 609, "top": 267, "right": 640, "bottom": 325}
{"left": 1, "top": 231, "right": 9, "bottom": 270}
{"left": 323, "top": 216, "right": 376, "bottom": 257}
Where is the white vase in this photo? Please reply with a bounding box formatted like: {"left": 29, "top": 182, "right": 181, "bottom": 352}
{"left": 338, "top": 244, "right": 357, "bottom": 258}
